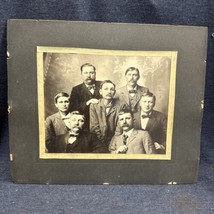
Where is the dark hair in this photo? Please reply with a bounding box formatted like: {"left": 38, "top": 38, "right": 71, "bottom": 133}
{"left": 100, "top": 80, "right": 116, "bottom": 89}
{"left": 118, "top": 109, "right": 134, "bottom": 118}
{"left": 54, "top": 92, "right": 69, "bottom": 103}
{"left": 140, "top": 92, "right": 156, "bottom": 103}
{"left": 125, "top": 67, "right": 140, "bottom": 76}
{"left": 80, "top": 63, "right": 96, "bottom": 73}
{"left": 70, "top": 111, "right": 85, "bottom": 120}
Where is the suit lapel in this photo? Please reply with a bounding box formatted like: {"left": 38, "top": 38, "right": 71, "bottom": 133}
{"left": 127, "top": 129, "right": 137, "bottom": 145}
{"left": 56, "top": 112, "right": 68, "bottom": 132}
{"left": 146, "top": 112, "right": 156, "bottom": 131}
{"left": 82, "top": 83, "right": 92, "bottom": 96}
{"left": 120, "top": 86, "right": 130, "bottom": 105}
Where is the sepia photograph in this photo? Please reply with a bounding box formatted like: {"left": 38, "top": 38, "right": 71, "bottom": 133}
{"left": 37, "top": 47, "right": 177, "bottom": 159}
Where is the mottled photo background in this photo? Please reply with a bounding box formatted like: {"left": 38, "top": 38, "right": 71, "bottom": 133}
{"left": 43, "top": 52, "right": 171, "bottom": 118}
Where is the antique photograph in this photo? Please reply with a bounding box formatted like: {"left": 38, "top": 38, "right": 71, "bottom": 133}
{"left": 37, "top": 47, "right": 177, "bottom": 159}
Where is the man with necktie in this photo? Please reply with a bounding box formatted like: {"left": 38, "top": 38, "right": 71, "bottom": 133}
{"left": 69, "top": 63, "right": 102, "bottom": 130}
{"left": 116, "top": 67, "right": 149, "bottom": 113}
{"left": 90, "top": 80, "right": 126, "bottom": 147}
{"left": 45, "top": 92, "right": 71, "bottom": 153}
{"left": 109, "top": 110, "right": 155, "bottom": 154}
{"left": 134, "top": 92, "right": 167, "bottom": 153}
{"left": 57, "top": 111, "right": 107, "bottom": 153}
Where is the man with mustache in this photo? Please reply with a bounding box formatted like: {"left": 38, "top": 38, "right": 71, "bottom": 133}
{"left": 45, "top": 92, "right": 71, "bottom": 153}
{"left": 109, "top": 110, "right": 156, "bottom": 154}
{"left": 56, "top": 111, "right": 107, "bottom": 153}
{"left": 70, "top": 63, "right": 102, "bottom": 130}
{"left": 90, "top": 80, "right": 125, "bottom": 146}
{"left": 117, "top": 67, "right": 149, "bottom": 113}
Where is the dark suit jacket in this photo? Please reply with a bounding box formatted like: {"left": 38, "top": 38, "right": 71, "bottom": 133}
{"left": 56, "top": 131, "right": 108, "bottom": 153}
{"left": 116, "top": 85, "right": 149, "bottom": 112}
{"left": 109, "top": 129, "right": 156, "bottom": 154}
{"left": 45, "top": 112, "right": 69, "bottom": 153}
{"left": 133, "top": 110, "right": 167, "bottom": 152}
{"left": 90, "top": 98, "right": 125, "bottom": 145}
{"left": 70, "top": 81, "right": 102, "bottom": 129}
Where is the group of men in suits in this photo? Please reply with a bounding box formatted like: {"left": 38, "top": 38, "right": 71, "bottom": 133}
{"left": 45, "top": 63, "right": 167, "bottom": 154}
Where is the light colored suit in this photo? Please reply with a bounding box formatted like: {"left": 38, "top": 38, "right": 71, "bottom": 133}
{"left": 109, "top": 129, "right": 156, "bottom": 154}
{"left": 45, "top": 112, "right": 69, "bottom": 152}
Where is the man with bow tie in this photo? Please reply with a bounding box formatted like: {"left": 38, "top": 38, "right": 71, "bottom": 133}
{"left": 57, "top": 111, "right": 107, "bottom": 153}
{"left": 45, "top": 92, "right": 71, "bottom": 153}
{"left": 90, "top": 80, "right": 126, "bottom": 147}
{"left": 109, "top": 110, "right": 156, "bottom": 154}
{"left": 116, "top": 67, "right": 149, "bottom": 113}
{"left": 69, "top": 63, "right": 102, "bottom": 130}
{"left": 134, "top": 92, "right": 167, "bottom": 153}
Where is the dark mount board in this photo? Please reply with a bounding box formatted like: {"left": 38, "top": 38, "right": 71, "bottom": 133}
{"left": 7, "top": 19, "right": 207, "bottom": 184}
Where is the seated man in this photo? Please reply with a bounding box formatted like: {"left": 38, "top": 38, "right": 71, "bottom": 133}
{"left": 90, "top": 80, "right": 125, "bottom": 146}
{"left": 57, "top": 111, "right": 107, "bottom": 153}
{"left": 45, "top": 92, "right": 71, "bottom": 153}
{"left": 109, "top": 110, "right": 156, "bottom": 154}
{"left": 134, "top": 92, "right": 167, "bottom": 154}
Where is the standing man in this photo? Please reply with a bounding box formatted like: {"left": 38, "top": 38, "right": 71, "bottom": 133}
{"left": 90, "top": 80, "right": 125, "bottom": 146}
{"left": 109, "top": 110, "right": 156, "bottom": 154}
{"left": 57, "top": 111, "right": 107, "bottom": 153}
{"left": 45, "top": 92, "right": 71, "bottom": 153}
{"left": 117, "top": 67, "right": 149, "bottom": 113}
{"left": 70, "top": 63, "right": 102, "bottom": 130}
{"left": 134, "top": 92, "right": 167, "bottom": 154}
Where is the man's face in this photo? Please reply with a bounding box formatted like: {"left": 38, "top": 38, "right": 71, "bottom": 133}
{"left": 55, "top": 96, "right": 70, "bottom": 113}
{"left": 81, "top": 66, "right": 96, "bottom": 85}
{"left": 140, "top": 96, "right": 155, "bottom": 114}
{"left": 119, "top": 113, "right": 133, "bottom": 132}
{"left": 69, "top": 114, "right": 85, "bottom": 133}
{"left": 99, "top": 83, "right": 116, "bottom": 100}
{"left": 125, "top": 70, "right": 140, "bottom": 87}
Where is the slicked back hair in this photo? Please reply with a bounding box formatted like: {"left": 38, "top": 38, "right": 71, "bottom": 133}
{"left": 54, "top": 92, "right": 69, "bottom": 104}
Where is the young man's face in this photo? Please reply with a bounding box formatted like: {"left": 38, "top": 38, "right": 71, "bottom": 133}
{"left": 69, "top": 114, "right": 85, "bottom": 133}
{"left": 125, "top": 70, "right": 140, "bottom": 87}
{"left": 119, "top": 113, "right": 133, "bottom": 132}
{"left": 99, "top": 82, "right": 116, "bottom": 100}
{"left": 55, "top": 96, "right": 70, "bottom": 113}
{"left": 81, "top": 66, "right": 96, "bottom": 85}
{"left": 140, "top": 96, "right": 155, "bottom": 114}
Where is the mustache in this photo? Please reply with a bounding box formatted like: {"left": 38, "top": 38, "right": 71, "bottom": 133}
{"left": 122, "top": 124, "right": 130, "bottom": 128}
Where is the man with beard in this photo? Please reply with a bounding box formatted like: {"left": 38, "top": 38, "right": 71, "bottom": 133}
{"left": 56, "top": 111, "right": 107, "bottom": 153}
{"left": 45, "top": 92, "right": 71, "bottom": 153}
{"left": 133, "top": 92, "right": 167, "bottom": 154}
{"left": 90, "top": 80, "right": 125, "bottom": 146}
{"left": 109, "top": 110, "right": 156, "bottom": 154}
{"left": 116, "top": 67, "right": 149, "bottom": 113}
{"left": 70, "top": 63, "right": 102, "bottom": 130}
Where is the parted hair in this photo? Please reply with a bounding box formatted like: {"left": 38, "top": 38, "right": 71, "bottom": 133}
{"left": 80, "top": 63, "right": 96, "bottom": 73}
{"left": 125, "top": 67, "right": 140, "bottom": 76}
{"left": 54, "top": 92, "right": 70, "bottom": 103}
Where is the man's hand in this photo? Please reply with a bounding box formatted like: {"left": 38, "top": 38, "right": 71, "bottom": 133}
{"left": 86, "top": 98, "right": 99, "bottom": 106}
{"left": 116, "top": 145, "right": 128, "bottom": 154}
{"left": 154, "top": 142, "right": 165, "bottom": 150}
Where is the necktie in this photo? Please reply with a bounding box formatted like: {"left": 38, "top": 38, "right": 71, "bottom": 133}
{"left": 123, "top": 134, "right": 128, "bottom": 145}
{"left": 142, "top": 114, "right": 151, "bottom": 119}
{"left": 88, "top": 84, "right": 95, "bottom": 90}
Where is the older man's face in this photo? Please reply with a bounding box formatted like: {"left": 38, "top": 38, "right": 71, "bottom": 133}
{"left": 125, "top": 70, "right": 139, "bottom": 87}
{"left": 99, "top": 82, "right": 116, "bottom": 100}
{"left": 81, "top": 66, "right": 96, "bottom": 85}
{"left": 69, "top": 114, "right": 85, "bottom": 133}
{"left": 119, "top": 113, "right": 133, "bottom": 132}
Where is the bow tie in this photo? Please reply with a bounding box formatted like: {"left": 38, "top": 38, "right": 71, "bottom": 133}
{"left": 129, "top": 90, "right": 137, "bottom": 93}
{"left": 87, "top": 84, "right": 96, "bottom": 90}
{"left": 142, "top": 114, "right": 151, "bottom": 119}
{"left": 69, "top": 134, "right": 79, "bottom": 137}
{"left": 62, "top": 117, "right": 70, "bottom": 120}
